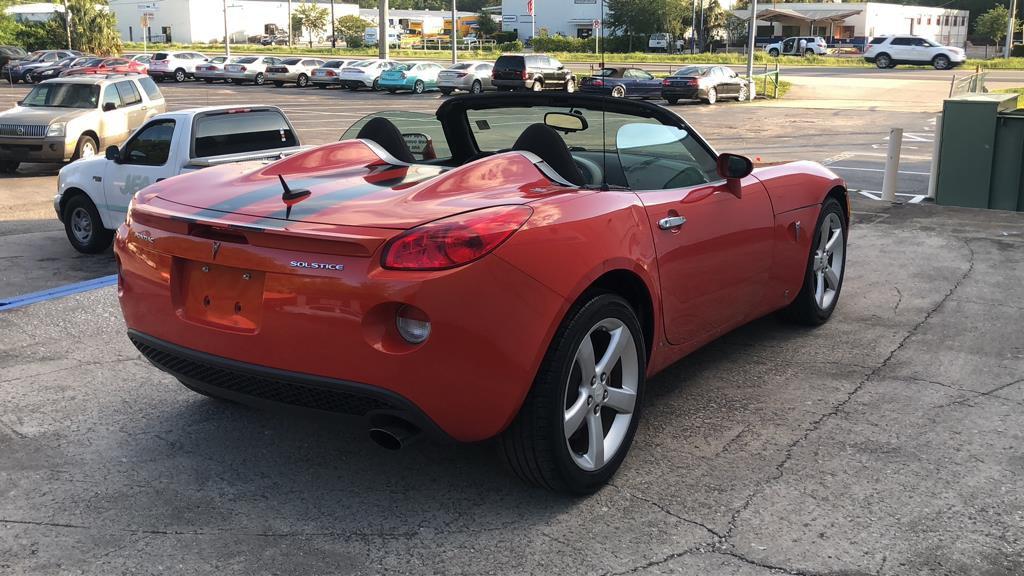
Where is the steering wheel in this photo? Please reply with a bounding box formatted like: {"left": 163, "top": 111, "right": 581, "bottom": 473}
{"left": 573, "top": 155, "right": 604, "bottom": 187}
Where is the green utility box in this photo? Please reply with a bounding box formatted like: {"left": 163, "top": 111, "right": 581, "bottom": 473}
{"left": 935, "top": 93, "right": 1022, "bottom": 211}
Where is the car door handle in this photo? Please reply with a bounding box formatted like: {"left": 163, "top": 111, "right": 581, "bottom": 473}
{"left": 658, "top": 216, "right": 686, "bottom": 230}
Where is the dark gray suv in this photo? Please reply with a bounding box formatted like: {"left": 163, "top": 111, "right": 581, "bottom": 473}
{"left": 491, "top": 54, "right": 577, "bottom": 92}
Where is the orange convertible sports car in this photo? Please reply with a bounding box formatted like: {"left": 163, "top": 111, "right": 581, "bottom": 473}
{"left": 116, "top": 94, "right": 848, "bottom": 493}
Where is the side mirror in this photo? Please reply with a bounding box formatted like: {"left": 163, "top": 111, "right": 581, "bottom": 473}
{"left": 105, "top": 145, "right": 120, "bottom": 162}
{"left": 717, "top": 153, "right": 753, "bottom": 198}
{"left": 103, "top": 102, "right": 117, "bottom": 112}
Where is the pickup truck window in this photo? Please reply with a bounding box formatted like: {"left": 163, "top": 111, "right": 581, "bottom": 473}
{"left": 193, "top": 110, "right": 297, "bottom": 158}
{"left": 123, "top": 119, "right": 176, "bottom": 166}
{"left": 101, "top": 85, "right": 122, "bottom": 110}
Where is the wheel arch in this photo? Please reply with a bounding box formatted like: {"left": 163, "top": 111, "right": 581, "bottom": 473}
{"left": 76, "top": 130, "right": 100, "bottom": 154}
{"left": 826, "top": 184, "right": 850, "bottom": 222}
{"left": 583, "top": 269, "right": 656, "bottom": 364}
{"left": 58, "top": 186, "right": 92, "bottom": 219}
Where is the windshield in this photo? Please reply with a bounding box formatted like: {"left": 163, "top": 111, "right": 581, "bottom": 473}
{"left": 22, "top": 83, "right": 99, "bottom": 109}
{"left": 322, "top": 60, "right": 343, "bottom": 68}
{"left": 282, "top": 58, "right": 302, "bottom": 65}
{"left": 353, "top": 60, "right": 375, "bottom": 68}
{"left": 392, "top": 63, "right": 413, "bottom": 71}
{"left": 449, "top": 63, "right": 472, "bottom": 70}
{"left": 236, "top": 57, "right": 258, "bottom": 64}
{"left": 672, "top": 67, "right": 710, "bottom": 77}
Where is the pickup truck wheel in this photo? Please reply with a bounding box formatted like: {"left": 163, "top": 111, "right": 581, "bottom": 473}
{"left": 932, "top": 55, "right": 951, "bottom": 70}
{"left": 73, "top": 135, "right": 98, "bottom": 161}
{"left": 173, "top": 68, "right": 186, "bottom": 82}
{"left": 63, "top": 195, "right": 113, "bottom": 254}
{"left": 499, "top": 293, "right": 645, "bottom": 494}
{"left": 768, "top": 48, "right": 780, "bottom": 57}
{"left": 296, "top": 74, "right": 309, "bottom": 87}
{"left": 0, "top": 160, "right": 19, "bottom": 174}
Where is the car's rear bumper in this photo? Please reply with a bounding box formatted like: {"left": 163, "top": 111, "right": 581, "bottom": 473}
{"left": 224, "top": 72, "right": 260, "bottom": 81}
{"left": 194, "top": 70, "right": 223, "bottom": 79}
{"left": 147, "top": 69, "right": 178, "bottom": 78}
{"left": 579, "top": 85, "right": 613, "bottom": 95}
{"left": 379, "top": 79, "right": 412, "bottom": 90}
{"left": 266, "top": 72, "right": 300, "bottom": 82}
{"left": 661, "top": 87, "right": 702, "bottom": 99}
{"left": 114, "top": 220, "right": 564, "bottom": 442}
{"left": 128, "top": 329, "right": 454, "bottom": 441}
{"left": 493, "top": 79, "right": 537, "bottom": 90}
{"left": 0, "top": 136, "right": 70, "bottom": 162}
{"left": 340, "top": 77, "right": 373, "bottom": 88}
{"left": 311, "top": 76, "right": 342, "bottom": 85}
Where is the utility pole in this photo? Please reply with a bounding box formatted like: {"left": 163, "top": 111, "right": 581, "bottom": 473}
{"left": 288, "top": 0, "right": 293, "bottom": 47}
{"left": 698, "top": 0, "right": 704, "bottom": 52}
{"left": 223, "top": 0, "right": 231, "bottom": 57}
{"left": 331, "top": 0, "right": 336, "bottom": 48}
{"left": 379, "top": 0, "right": 389, "bottom": 60}
{"left": 745, "top": 0, "right": 757, "bottom": 100}
{"left": 62, "top": 0, "right": 71, "bottom": 49}
{"left": 1006, "top": 0, "right": 1018, "bottom": 58}
{"left": 451, "top": 0, "right": 457, "bottom": 65}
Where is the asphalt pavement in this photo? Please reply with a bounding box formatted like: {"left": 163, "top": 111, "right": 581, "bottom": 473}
{"left": 1, "top": 196, "right": 1022, "bottom": 575}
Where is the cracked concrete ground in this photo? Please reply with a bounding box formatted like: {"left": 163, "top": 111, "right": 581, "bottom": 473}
{"left": 1, "top": 201, "right": 1023, "bottom": 575}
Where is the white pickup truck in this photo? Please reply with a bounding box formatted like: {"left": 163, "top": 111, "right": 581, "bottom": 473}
{"left": 55, "top": 105, "right": 304, "bottom": 253}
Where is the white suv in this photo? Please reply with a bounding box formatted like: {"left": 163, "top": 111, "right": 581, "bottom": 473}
{"left": 864, "top": 35, "right": 965, "bottom": 70}
{"left": 147, "top": 51, "right": 209, "bottom": 82}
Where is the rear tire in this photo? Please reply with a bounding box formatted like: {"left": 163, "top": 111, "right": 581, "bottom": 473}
{"left": 62, "top": 195, "right": 113, "bottom": 254}
{"left": 611, "top": 85, "right": 625, "bottom": 98}
{"left": 72, "top": 135, "right": 98, "bottom": 161}
{"left": 203, "top": 78, "right": 214, "bottom": 84}
{"left": 666, "top": 97, "right": 678, "bottom": 105}
{"left": 470, "top": 80, "right": 482, "bottom": 94}
{"left": 565, "top": 78, "right": 576, "bottom": 93}
{"left": 781, "top": 197, "right": 847, "bottom": 325}
{"left": 413, "top": 79, "right": 424, "bottom": 94}
{"left": 174, "top": 68, "right": 186, "bottom": 82}
{"left": 874, "top": 53, "right": 892, "bottom": 69}
{"left": 254, "top": 73, "right": 265, "bottom": 85}
{"left": 178, "top": 379, "right": 237, "bottom": 404}
{"left": 498, "top": 293, "right": 646, "bottom": 494}
{"left": 297, "top": 73, "right": 309, "bottom": 87}
{"left": 702, "top": 86, "right": 717, "bottom": 105}
{"left": 273, "top": 80, "right": 284, "bottom": 87}
{"left": 768, "top": 48, "right": 780, "bottom": 57}
{"left": 440, "top": 88, "right": 453, "bottom": 95}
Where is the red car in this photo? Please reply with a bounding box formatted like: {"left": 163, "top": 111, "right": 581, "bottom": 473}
{"left": 115, "top": 94, "right": 849, "bottom": 493}
{"left": 63, "top": 57, "right": 147, "bottom": 77}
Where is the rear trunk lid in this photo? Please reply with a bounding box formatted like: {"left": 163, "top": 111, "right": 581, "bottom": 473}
{"left": 142, "top": 140, "right": 568, "bottom": 230}
{"left": 492, "top": 56, "right": 526, "bottom": 80}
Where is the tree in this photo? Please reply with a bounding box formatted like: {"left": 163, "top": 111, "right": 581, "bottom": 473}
{"left": 475, "top": 10, "right": 498, "bottom": 38}
{"left": 334, "top": 14, "right": 371, "bottom": 47}
{"left": 702, "top": 0, "right": 726, "bottom": 50}
{"left": 974, "top": 5, "right": 1017, "bottom": 45}
{"left": 49, "top": 0, "right": 123, "bottom": 56}
{"left": 294, "top": 1, "right": 329, "bottom": 48}
{"left": 723, "top": 13, "right": 748, "bottom": 47}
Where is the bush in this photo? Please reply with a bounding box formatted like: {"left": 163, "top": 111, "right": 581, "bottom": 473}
{"left": 531, "top": 35, "right": 593, "bottom": 53}
{"left": 499, "top": 40, "right": 524, "bottom": 52}
{"left": 1013, "top": 44, "right": 1024, "bottom": 58}
{"left": 345, "top": 35, "right": 363, "bottom": 49}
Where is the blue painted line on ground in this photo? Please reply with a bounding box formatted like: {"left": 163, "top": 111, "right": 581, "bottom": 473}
{"left": 0, "top": 275, "right": 118, "bottom": 312}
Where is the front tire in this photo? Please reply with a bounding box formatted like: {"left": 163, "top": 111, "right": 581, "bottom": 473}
{"left": 440, "top": 87, "right": 453, "bottom": 95}
{"left": 499, "top": 293, "right": 646, "bottom": 494}
{"left": 254, "top": 73, "right": 265, "bottom": 85}
{"left": 413, "top": 79, "right": 424, "bottom": 94}
{"left": 203, "top": 78, "right": 214, "bottom": 84}
{"left": 782, "top": 197, "right": 847, "bottom": 325}
{"left": 371, "top": 78, "right": 380, "bottom": 91}
{"left": 174, "top": 68, "right": 186, "bottom": 82}
{"left": 73, "top": 134, "right": 98, "bottom": 161}
{"left": 532, "top": 79, "right": 543, "bottom": 92}
{"left": 768, "top": 48, "right": 780, "bottom": 57}
{"left": 611, "top": 85, "right": 625, "bottom": 98}
{"left": 63, "top": 195, "right": 113, "bottom": 254}
{"left": 565, "top": 78, "right": 576, "bottom": 93}
{"left": 933, "top": 55, "right": 950, "bottom": 70}
{"left": 296, "top": 73, "right": 309, "bottom": 87}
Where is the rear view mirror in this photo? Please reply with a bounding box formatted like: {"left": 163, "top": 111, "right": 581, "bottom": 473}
{"left": 544, "top": 112, "right": 587, "bottom": 133}
{"left": 103, "top": 102, "right": 117, "bottom": 112}
{"left": 105, "top": 145, "right": 120, "bottom": 162}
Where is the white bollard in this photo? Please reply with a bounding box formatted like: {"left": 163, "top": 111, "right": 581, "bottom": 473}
{"left": 926, "top": 115, "right": 943, "bottom": 199}
{"left": 881, "top": 127, "right": 903, "bottom": 202}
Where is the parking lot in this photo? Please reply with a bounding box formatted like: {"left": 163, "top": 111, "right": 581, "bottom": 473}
{"left": 2, "top": 73, "right": 1024, "bottom": 574}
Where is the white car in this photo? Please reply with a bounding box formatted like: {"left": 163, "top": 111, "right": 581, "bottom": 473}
{"left": 339, "top": 59, "right": 400, "bottom": 91}
{"left": 765, "top": 36, "right": 828, "bottom": 57}
{"left": 864, "top": 35, "right": 965, "bottom": 70}
{"left": 147, "top": 51, "right": 209, "bottom": 82}
{"left": 55, "top": 105, "right": 304, "bottom": 253}
{"left": 194, "top": 56, "right": 234, "bottom": 83}
{"left": 224, "top": 56, "right": 285, "bottom": 85}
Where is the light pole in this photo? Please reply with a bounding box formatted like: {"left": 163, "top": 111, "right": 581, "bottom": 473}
{"left": 223, "top": 0, "right": 230, "bottom": 57}
{"left": 331, "top": 0, "right": 336, "bottom": 49}
{"left": 745, "top": 0, "right": 757, "bottom": 100}
{"left": 690, "top": 0, "right": 696, "bottom": 54}
{"left": 288, "top": 0, "right": 293, "bottom": 47}
{"left": 1006, "top": 0, "right": 1018, "bottom": 58}
{"left": 379, "top": 0, "right": 389, "bottom": 60}
{"left": 451, "top": 0, "right": 457, "bottom": 65}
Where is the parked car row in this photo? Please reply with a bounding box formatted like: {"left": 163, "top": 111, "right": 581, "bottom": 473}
{"left": 2, "top": 50, "right": 153, "bottom": 83}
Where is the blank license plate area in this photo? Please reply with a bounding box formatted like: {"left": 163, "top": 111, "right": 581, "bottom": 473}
{"left": 175, "top": 260, "right": 265, "bottom": 332}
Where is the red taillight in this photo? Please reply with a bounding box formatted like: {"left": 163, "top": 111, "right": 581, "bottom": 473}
{"left": 455, "top": 72, "right": 467, "bottom": 77}
{"left": 239, "top": 66, "right": 247, "bottom": 72}
{"left": 592, "top": 79, "right": 604, "bottom": 87}
{"left": 326, "top": 70, "right": 336, "bottom": 76}
{"left": 520, "top": 69, "right": 528, "bottom": 80}
{"left": 662, "top": 78, "right": 670, "bottom": 86}
{"left": 382, "top": 205, "right": 533, "bottom": 270}
{"left": 688, "top": 78, "right": 699, "bottom": 86}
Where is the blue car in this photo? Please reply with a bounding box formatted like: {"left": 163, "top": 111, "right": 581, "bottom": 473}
{"left": 579, "top": 66, "right": 662, "bottom": 99}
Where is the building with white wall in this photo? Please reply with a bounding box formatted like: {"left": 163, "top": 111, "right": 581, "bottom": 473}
{"left": 500, "top": 0, "right": 603, "bottom": 40}
{"left": 108, "top": 0, "right": 358, "bottom": 45}
{"left": 735, "top": 3, "right": 969, "bottom": 46}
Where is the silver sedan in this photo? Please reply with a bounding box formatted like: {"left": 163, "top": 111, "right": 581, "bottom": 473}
{"left": 266, "top": 57, "right": 325, "bottom": 88}
{"left": 438, "top": 61, "right": 494, "bottom": 95}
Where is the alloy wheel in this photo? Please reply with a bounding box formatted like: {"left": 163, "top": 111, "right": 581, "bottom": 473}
{"left": 563, "top": 317, "right": 639, "bottom": 472}
{"left": 175, "top": 69, "right": 185, "bottom": 82}
{"left": 611, "top": 85, "right": 625, "bottom": 98}
{"left": 812, "top": 212, "right": 844, "bottom": 310}
{"left": 470, "top": 80, "right": 482, "bottom": 93}
{"left": 70, "top": 207, "right": 93, "bottom": 244}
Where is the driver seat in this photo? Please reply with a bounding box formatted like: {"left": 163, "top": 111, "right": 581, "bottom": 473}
{"left": 356, "top": 117, "right": 415, "bottom": 163}
{"left": 512, "top": 123, "right": 585, "bottom": 186}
